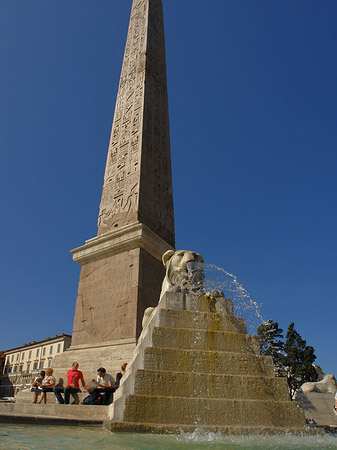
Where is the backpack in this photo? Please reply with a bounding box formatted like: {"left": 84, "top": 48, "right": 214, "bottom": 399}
{"left": 82, "top": 392, "right": 103, "bottom": 405}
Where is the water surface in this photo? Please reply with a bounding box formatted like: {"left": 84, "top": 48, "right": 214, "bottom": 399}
{"left": 0, "top": 424, "right": 336, "bottom": 450}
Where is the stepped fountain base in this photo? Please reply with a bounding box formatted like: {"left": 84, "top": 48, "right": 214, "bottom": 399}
{"left": 107, "top": 292, "right": 311, "bottom": 434}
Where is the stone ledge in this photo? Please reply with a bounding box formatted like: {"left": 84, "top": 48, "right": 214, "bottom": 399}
{"left": 107, "top": 421, "right": 322, "bottom": 435}
{"left": 0, "top": 402, "right": 109, "bottom": 423}
{"left": 71, "top": 222, "right": 173, "bottom": 264}
{"left": 16, "top": 390, "right": 93, "bottom": 405}
{"left": 120, "top": 395, "right": 306, "bottom": 428}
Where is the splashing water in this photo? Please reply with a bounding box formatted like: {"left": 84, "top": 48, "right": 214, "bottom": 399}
{"left": 1, "top": 424, "right": 337, "bottom": 450}
{"left": 187, "top": 262, "right": 264, "bottom": 334}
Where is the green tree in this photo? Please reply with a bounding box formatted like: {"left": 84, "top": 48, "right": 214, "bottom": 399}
{"left": 257, "top": 320, "right": 285, "bottom": 375}
{"left": 283, "top": 322, "right": 318, "bottom": 399}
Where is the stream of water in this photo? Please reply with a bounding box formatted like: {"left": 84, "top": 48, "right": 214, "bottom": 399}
{"left": 187, "top": 262, "right": 264, "bottom": 334}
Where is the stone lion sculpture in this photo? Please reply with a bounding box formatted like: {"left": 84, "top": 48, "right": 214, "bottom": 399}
{"left": 300, "top": 374, "right": 337, "bottom": 394}
{"left": 142, "top": 250, "right": 204, "bottom": 329}
{"left": 160, "top": 249, "right": 204, "bottom": 298}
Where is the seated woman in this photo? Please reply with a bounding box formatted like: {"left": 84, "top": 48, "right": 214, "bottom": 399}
{"left": 31, "top": 370, "right": 45, "bottom": 403}
{"left": 115, "top": 363, "right": 127, "bottom": 389}
{"left": 38, "top": 368, "right": 56, "bottom": 404}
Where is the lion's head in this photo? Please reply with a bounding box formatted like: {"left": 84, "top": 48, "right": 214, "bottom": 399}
{"left": 160, "top": 249, "right": 204, "bottom": 298}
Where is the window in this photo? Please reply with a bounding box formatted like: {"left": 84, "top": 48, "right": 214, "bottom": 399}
{"left": 19, "top": 364, "right": 23, "bottom": 373}
{"left": 36, "top": 349, "right": 39, "bottom": 357}
{"left": 8, "top": 367, "right": 12, "bottom": 374}
{"left": 21, "top": 353, "right": 25, "bottom": 360}
{"left": 33, "top": 362, "right": 38, "bottom": 370}
{"left": 57, "top": 344, "right": 61, "bottom": 353}
{"left": 13, "top": 366, "right": 17, "bottom": 373}
{"left": 42, "top": 347, "right": 46, "bottom": 356}
{"left": 28, "top": 351, "right": 32, "bottom": 359}
{"left": 47, "top": 359, "right": 52, "bottom": 368}
{"left": 49, "top": 346, "right": 53, "bottom": 355}
{"left": 16, "top": 354, "right": 19, "bottom": 361}
{"left": 26, "top": 363, "right": 30, "bottom": 373}
{"left": 11, "top": 355, "right": 14, "bottom": 362}
{"left": 39, "top": 361, "right": 44, "bottom": 369}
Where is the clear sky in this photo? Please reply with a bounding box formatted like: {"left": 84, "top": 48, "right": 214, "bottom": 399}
{"left": 1, "top": 1, "right": 336, "bottom": 376}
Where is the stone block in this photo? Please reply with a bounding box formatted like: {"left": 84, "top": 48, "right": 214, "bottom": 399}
{"left": 125, "top": 370, "right": 290, "bottom": 401}
{"left": 144, "top": 308, "right": 247, "bottom": 334}
{"left": 15, "top": 390, "right": 91, "bottom": 405}
{"left": 149, "top": 327, "right": 259, "bottom": 353}
{"left": 158, "top": 292, "right": 234, "bottom": 315}
{"left": 295, "top": 392, "right": 337, "bottom": 427}
{"left": 120, "top": 395, "right": 305, "bottom": 428}
{"left": 0, "top": 402, "right": 108, "bottom": 423}
{"left": 51, "top": 339, "right": 136, "bottom": 382}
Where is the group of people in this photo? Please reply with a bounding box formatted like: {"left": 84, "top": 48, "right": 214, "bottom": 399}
{"left": 31, "top": 362, "right": 127, "bottom": 405}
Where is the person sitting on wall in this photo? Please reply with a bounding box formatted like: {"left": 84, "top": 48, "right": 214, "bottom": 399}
{"left": 31, "top": 370, "right": 46, "bottom": 403}
{"left": 115, "top": 363, "right": 127, "bottom": 389}
{"left": 38, "top": 368, "right": 56, "bottom": 404}
{"left": 95, "top": 367, "right": 115, "bottom": 404}
{"left": 53, "top": 362, "right": 87, "bottom": 404}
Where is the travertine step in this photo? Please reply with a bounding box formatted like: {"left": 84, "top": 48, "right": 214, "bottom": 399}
{"left": 110, "top": 293, "right": 307, "bottom": 432}
{"left": 133, "top": 347, "right": 274, "bottom": 376}
{"left": 295, "top": 392, "right": 337, "bottom": 427}
{"left": 15, "top": 390, "right": 91, "bottom": 405}
{"left": 108, "top": 421, "right": 318, "bottom": 435}
{"left": 148, "top": 327, "right": 259, "bottom": 353}
{"left": 118, "top": 395, "right": 305, "bottom": 428}
{"left": 146, "top": 308, "right": 247, "bottom": 334}
{"left": 0, "top": 402, "right": 108, "bottom": 423}
{"left": 122, "top": 369, "right": 290, "bottom": 401}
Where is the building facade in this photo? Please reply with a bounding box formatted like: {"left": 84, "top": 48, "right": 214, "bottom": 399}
{"left": 1, "top": 334, "right": 71, "bottom": 397}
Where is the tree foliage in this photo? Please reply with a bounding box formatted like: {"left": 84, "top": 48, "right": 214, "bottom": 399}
{"left": 283, "top": 322, "right": 318, "bottom": 398}
{"left": 257, "top": 320, "right": 285, "bottom": 375}
{"left": 257, "top": 320, "right": 318, "bottom": 399}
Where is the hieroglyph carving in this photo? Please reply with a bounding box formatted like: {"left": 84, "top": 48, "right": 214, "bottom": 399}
{"left": 97, "top": 0, "right": 174, "bottom": 245}
{"left": 98, "top": 0, "right": 148, "bottom": 232}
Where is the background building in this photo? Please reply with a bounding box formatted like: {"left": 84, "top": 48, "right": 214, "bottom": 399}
{"left": 0, "top": 334, "right": 71, "bottom": 397}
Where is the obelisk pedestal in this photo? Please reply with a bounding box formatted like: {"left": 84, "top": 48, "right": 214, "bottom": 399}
{"left": 53, "top": 0, "right": 175, "bottom": 380}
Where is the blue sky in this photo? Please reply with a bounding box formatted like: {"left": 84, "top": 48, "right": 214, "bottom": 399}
{"left": 1, "top": 1, "right": 336, "bottom": 376}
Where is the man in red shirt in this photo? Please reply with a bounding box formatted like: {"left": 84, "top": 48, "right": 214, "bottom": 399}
{"left": 53, "top": 362, "right": 87, "bottom": 404}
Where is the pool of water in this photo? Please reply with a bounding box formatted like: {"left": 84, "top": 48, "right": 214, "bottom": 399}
{"left": 0, "top": 424, "right": 337, "bottom": 450}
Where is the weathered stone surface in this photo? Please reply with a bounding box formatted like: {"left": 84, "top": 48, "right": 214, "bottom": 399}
{"left": 135, "top": 347, "right": 275, "bottom": 376}
{"left": 15, "top": 390, "right": 89, "bottom": 405}
{"left": 66, "top": 0, "right": 175, "bottom": 380}
{"left": 51, "top": 338, "right": 136, "bottom": 382}
{"left": 0, "top": 402, "right": 108, "bottom": 423}
{"left": 158, "top": 292, "right": 234, "bottom": 315}
{"left": 110, "top": 301, "right": 306, "bottom": 432}
{"left": 142, "top": 308, "right": 247, "bottom": 334}
{"left": 295, "top": 392, "right": 337, "bottom": 427}
{"left": 97, "top": 0, "right": 174, "bottom": 244}
{"left": 124, "top": 370, "right": 290, "bottom": 401}
{"left": 120, "top": 395, "right": 305, "bottom": 428}
{"left": 149, "top": 327, "right": 260, "bottom": 353}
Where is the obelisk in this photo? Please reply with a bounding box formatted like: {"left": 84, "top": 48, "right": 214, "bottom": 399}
{"left": 56, "top": 0, "right": 175, "bottom": 376}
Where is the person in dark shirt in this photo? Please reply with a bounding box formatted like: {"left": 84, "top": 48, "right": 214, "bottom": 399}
{"left": 115, "top": 362, "right": 127, "bottom": 389}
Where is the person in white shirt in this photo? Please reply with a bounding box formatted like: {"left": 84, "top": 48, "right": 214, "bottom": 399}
{"left": 96, "top": 367, "right": 115, "bottom": 404}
